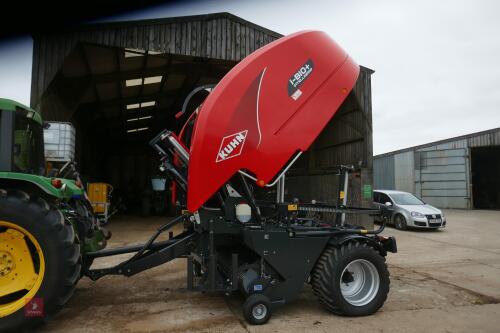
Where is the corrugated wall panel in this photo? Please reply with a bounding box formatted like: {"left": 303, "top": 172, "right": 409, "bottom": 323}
{"left": 422, "top": 189, "right": 467, "bottom": 196}
{"left": 423, "top": 164, "right": 466, "bottom": 173}
{"left": 422, "top": 181, "right": 465, "bottom": 189}
{"left": 423, "top": 156, "right": 466, "bottom": 166}
{"left": 394, "top": 151, "right": 414, "bottom": 193}
{"left": 373, "top": 155, "right": 395, "bottom": 190}
{"left": 418, "top": 148, "right": 469, "bottom": 208}
{"left": 423, "top": 149, "right": 466, "bottom": 157}
{"left": 421, "top": 173, "right": 466, "bottom": 181}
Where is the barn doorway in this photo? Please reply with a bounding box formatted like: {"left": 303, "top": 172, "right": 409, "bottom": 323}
{"left": 42, "top": 42, "right": 235, "bottom": 215}
{"left": 471, "top": 146, "right": 500, "bottom": 209}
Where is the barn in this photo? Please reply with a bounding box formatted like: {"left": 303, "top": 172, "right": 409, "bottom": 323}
{"left": 30, "top": 12, "right": 375, "bottom": 223}
{"left": 374, "top": 127, "right": 500, "bottom": 209}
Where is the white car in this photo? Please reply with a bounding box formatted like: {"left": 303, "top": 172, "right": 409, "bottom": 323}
{"left": 373, "top": 190, "right": 446, "bottom": 230}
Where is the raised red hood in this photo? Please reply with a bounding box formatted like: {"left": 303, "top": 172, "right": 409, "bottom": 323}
{"left": 187, "top": 30, "right": 359, "bottom": 212}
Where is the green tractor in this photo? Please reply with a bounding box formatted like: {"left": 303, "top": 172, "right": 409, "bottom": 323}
{"left": 0, "top": 98, "right": 107, "bottom": 332}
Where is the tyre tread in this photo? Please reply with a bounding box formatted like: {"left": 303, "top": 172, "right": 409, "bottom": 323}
{"left": 311, "top": 240, "right": 390, "bottom": 316}
{"left": 0, "top": 189, "right": 80, "bottom": 332}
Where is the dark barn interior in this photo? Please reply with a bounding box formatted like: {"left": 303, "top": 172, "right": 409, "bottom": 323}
{"left": 30, "top": 13, "right": 375, "bottom": 223}
{"left": 471, "top": 145, "right": 500, "bottom": 209}
{"left": 55, "top": 44, "right": 236, "bottom": 211}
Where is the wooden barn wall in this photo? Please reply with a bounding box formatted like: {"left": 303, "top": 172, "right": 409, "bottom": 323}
{"left": 31, "top": 15, "right": 281, "bottom": 109}
{"left": 286, "top": 68, "right": 374, "bottom": 227}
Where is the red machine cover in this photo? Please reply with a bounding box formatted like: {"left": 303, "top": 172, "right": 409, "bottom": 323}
{"left": 187, "top": 31, "right": 359, "bottom": 211}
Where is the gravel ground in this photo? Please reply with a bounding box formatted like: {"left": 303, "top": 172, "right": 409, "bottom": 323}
{"left": 41, "top": 209, "right": 500, "bottom": 333}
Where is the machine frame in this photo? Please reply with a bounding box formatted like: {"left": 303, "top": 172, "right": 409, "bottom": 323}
{"left": 84, "top": 130, "right": 396, "bottom": 323}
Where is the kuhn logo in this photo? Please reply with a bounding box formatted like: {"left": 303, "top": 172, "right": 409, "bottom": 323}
{"left": 216, "top": 130, "right": 248, "bottom": 162}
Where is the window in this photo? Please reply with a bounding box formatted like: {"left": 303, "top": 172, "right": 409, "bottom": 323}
{"left": 125, "top": 76, "right": 163, "bottom": 87}
{"left": 126, "top": 116, "right": 152, "bottom": 122}
{"left": 379, "top": 193, "right": 392, "bottom": 205}
{"left": 125, "top": 78, "right": 143, "bottom": 87}
{"left": 13, "top": 114, "right": 45, "bottom": 175}
{"left": 143, "top": 76, "right": 162, "bottom": 84}
{"left": 124, "top": 48, "right": 163, "bottom": 58}
{"left": 140, "top": 101, "right": 155, "bottom": 108}
{"left": 391, "top": 193, "right": 424, "bottom": 205}
{"left": 126, "top": 101, "right": 156, "bottom": 110}
{"left": 126, "top": 103, "right": 140, "bottom": 110}
{"left": 126, "top": 127, "right": 149, "bottom": 134}
{"left": 124, "top": 48, "right": 146, "bottom": 58}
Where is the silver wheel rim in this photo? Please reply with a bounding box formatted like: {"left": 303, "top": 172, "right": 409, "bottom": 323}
{"left": 252, "top": 303, "right": 267, "bottom": 320}
{"left": 340, "top": 259, "right": 380, "bottom": 306}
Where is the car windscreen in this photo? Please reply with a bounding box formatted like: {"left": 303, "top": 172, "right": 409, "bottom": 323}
{"left": 390, "top": 193, "right": 424, "bottom": 205}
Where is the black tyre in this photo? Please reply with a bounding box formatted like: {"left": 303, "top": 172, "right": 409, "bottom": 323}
{"left": 394, "top": 214, "right": 407, "bottom": 230}
{"left": 243, "top": 294, "right": 272, "bottom": 325}
{"left": 0, "top": 189, "right": 80, "bottom": 332}
{"left": 311, "top": 241, "right": 389, "bottom": 316}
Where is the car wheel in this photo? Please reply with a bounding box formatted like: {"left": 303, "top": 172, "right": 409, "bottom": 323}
{"left": 394, "top": 214, "right": 407, "bottom": 230}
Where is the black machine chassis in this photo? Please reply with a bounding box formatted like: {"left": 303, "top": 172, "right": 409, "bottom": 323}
{"left": 82, "top": 129, "right": 397, "bottom": 321}
{"left": 84, "top": 201, "right": 396, "bottom": 307}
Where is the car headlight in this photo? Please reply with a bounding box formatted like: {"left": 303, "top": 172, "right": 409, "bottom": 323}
{"left": 411, "top": 211, "right": 425, "bottom": 218}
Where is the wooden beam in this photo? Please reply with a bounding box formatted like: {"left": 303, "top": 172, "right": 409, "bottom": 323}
{"left": 171, "top": 67, "right": 204, "bottom": 111}
{"left": 114, "top": 47, "right": 125, "bottom": 136}
{"left": 94, "top": 114, "right": 178, "bottom": 136}
{"left": 158, "top": 54, "right": 173, "bottom": 92}
{"left": 86, "top": 91, "right": 175, "bottom": 109}
{"left": 63, "top": 61, "right": 232, "bottom": 85}
{"left": 80, "top": 44, "right": 100, "bottom": 103}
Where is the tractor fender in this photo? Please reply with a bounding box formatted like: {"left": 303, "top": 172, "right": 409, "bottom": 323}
{"left": 0, "top": 173, "right": 82, "bottom": 201}
{"left": 328, "top": 233, "right": 387, "bottom": 257}
{"left": 0, "top": 177, "right": 60, "bottom": 203}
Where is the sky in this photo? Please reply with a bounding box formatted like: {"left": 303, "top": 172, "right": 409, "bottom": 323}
{"left": 1, "top": 0, "right": 499, "bottom": 154}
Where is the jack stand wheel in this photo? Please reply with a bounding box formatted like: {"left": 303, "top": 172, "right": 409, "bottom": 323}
{"left": 243, "top": 294, "right": 272, "bottom": 325}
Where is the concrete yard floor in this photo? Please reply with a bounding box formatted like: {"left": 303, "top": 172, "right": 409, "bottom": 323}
{"left": 41, "top": 210, "right": 500, "bottom": 333}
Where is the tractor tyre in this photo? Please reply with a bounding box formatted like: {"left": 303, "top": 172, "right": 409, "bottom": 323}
{"left": 311, "top": 241, "right": 389, "bottom": 317}
{"left": 0, "top": 189, "right": 81, "bottom": 332}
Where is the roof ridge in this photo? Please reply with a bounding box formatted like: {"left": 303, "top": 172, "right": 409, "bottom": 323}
{"left": 35, "top": 12, "right": 282, "bottom": 38}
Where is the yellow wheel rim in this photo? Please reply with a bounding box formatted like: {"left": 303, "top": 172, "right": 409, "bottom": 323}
{"left": 0, "top": 221, "right": 45, "bottom": 318}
